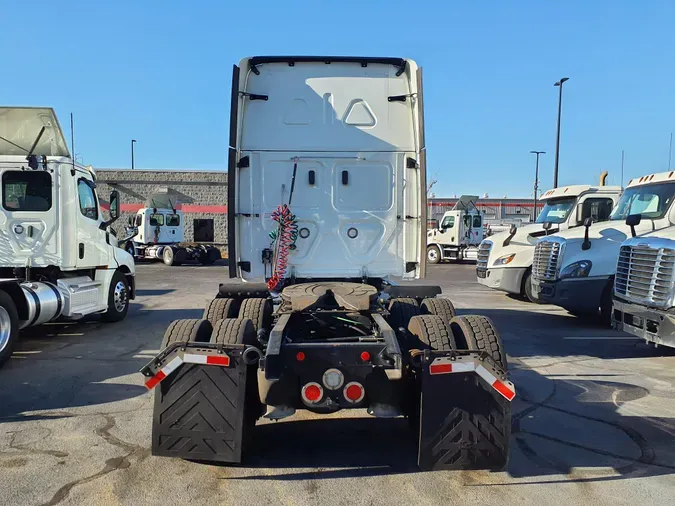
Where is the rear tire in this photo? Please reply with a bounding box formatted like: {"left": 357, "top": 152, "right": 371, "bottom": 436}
{"left": 420, "top": 298, "right": 456, "bottom": 325}
{"left": 163, "top": 247, "right": 175, "bottom": 266}
{"left": 161, "top": 319, "right": 213, "bottom": 348}
{"left": 449, "top": 315, "right": 507, "bottom": 370}
{"left": 387, "top": 297, "right": 420, "bottom": 332}
{"left": 523, "top": 270, "right": 536, "bottom": 303}
{"left": 0, "top": 291, "right": 19, "bottom": 368}
{"left": 124, "top": 242, "right": 136, "bottom": 259}
{"left": 407, "top": 315, "right": 456, "bottom": 350}
{"left": 427, "top": 245, "right": 441, "bottom": 265}
{"left": 203, "top": 298, "right": 239, "bottom": 323}
{"left": 102, "top": 270, "right": 130, "bottom": 323}
{"left": 239, "top": 298, "right": 273, "bottom": 332}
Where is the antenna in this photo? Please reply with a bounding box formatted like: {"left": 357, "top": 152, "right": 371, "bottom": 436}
{"left": 669, "top": 133, "right": 672, "bottom": 170}
{"left": 621, "top": 150, "right": 625, "bottom": 188}
{"left": 70, "top": 113, "right": 76, "bottom": 172}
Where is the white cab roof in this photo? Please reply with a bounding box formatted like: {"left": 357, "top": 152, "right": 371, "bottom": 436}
{"left": 627, "top": 171, "right": 675, "bottom": 188}
{"left": 540, "top": 185, "right": 622, "bottom": 201}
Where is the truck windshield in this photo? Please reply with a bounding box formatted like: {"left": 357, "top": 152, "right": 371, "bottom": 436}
{"left": 536, "top": 197, "right": 576, "bottom": 224}
{"left": 610, "top": 182, "right": 675, "bottom": 221}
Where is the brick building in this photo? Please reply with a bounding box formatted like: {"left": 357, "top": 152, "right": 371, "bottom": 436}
{"left": 95, "top": 169, "right": 228, "bottom": 244}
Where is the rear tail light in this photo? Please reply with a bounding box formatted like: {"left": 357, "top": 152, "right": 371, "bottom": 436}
{"left": 343, "top": 382, "right": 365, "bottom": 403}
{"left": 301, "top": 382, "right": 323, "bottom": 404}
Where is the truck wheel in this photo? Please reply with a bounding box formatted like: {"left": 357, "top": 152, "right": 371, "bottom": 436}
{"left": 197, "top": 247, "right": 209, "bottom": 265}
{"left": 204, "top": 247, "right": 221, "bottom": 265}
{"left": 125, "top": 242, "right": 136, "bottom": 259}
{"left": 420, "top": 298, "right": 456, "bottom": 325}
{"left": 0, "top": 291, "right": 19, "bottom": 368}
{"left": 239, "top": 298, "right": 273, "bottom": 332}
{"left": 523, "top": 270, "right": 536, "bottom": 303}
{"left": 449, "top": 315, "right": 507, "bottom": 370}
{"left": 387, "top": 297, "right": 420, "bottom": 332}
{"left": 408, "top": 315, "right": 457, "bottom": 350}
{"left": 600, "top": 284, "right": 613, "bottom": 328}
{"left": 203, "top": 297, "right": 240, "bottom": 322}
{"left": 163, "top": 247, "right": 175, "bottom": 266}
{"left": 427, "top": 245, "right": 441, "bottom": 265}
{"left": 161, "top": 319, "right": 213, "bottom": 348}
{"left": 211, "top": 318, "right": 257, "bottom": 346}
{"left": 102, "top": 270, "right": 130, "bottom": 322}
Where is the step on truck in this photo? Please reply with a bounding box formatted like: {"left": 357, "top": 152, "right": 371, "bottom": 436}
{"left": 140, "top": 56, "right": 515, "bottom": 471}
{"left": 477, "top": 178, "right": 621, "bottom": 302}
{"left": 0, "top": 107, "right": 136, "bottom": 367}
{"left": 532, "top": 171, "right": 675, "bottom": 323}
{"left": 426, "top": 195, "right": 485, "bottom": 263}
{"left": 612, "top": 226, "right": 675, "bottom": 349}
{"left": 121, "top": 194, "right": 221, "bottom": 266}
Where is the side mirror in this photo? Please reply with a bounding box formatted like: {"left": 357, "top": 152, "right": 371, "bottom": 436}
{"left": 583, "top": 217, "right": 593, "bottom": 228}
{"left": 582, "top": 217, "right": 592, "bottom": 250}
{"left": 542, "top": 221, "right": 552, "bottom": 235}
{"left": 502, "top": 223, "right": 518, "bottom": 247}
{"left": 109, "top": 190, "right": 120, "bottom": 220}
{"left": 626, "top": 214, "right": 641, "bottom": 237}
{"left": 128, "top": 216, "right": 134, "bottom": 226}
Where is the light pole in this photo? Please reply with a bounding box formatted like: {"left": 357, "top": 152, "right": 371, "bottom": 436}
{"left": 131, "top": 139, "right": 137, "bottom": 170}
{"left": 530, "top": 150, "right": 546, "bottom": 220}
{"left": 553, "top": 77, "right": 569, "bottom": 188}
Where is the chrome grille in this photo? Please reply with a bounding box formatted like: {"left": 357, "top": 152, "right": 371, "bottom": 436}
{"left": 476, "top": 241, "right": 492, "bottom": 272}
{"left": 532, "top": 239, "right": 563, "bottom": 281}
{"left": 615, "top": 240, "right": 675, "bottom": 308}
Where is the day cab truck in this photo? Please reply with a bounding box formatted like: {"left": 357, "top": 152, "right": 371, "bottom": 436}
{"left": 121, "top": 197, "right": 221, "bottom": 266}
{"left": 612, "top": 226, "right": 675, "bottom": 349}
{"left": 477, "top": 181, "right": 621, "bottom": 301}
{"left": 532, "top": 171, "right": 675, "bottom": 323}
{"left": 140, "top": 56, "right": 515, "bottom": 471}
{"left": 426, "top": 195, "right": 485, "bottom": 263}
{"left": 0, "top": 107, "right": 135, "bottom": 367}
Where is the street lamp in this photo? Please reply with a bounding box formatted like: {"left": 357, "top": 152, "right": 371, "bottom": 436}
{"left": 530, "top": 151, "right": 546, "bottom": 220}
{"left": 553, "top": 77, "right": 569, "bottom": 188}
{"left": 131, "top": 139, "right": 137, "bottom": 170}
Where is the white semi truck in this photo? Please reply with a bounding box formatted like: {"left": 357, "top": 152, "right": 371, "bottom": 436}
{"left": 477, "top": 182, "right": 621, "bottom": 301}
{"left": 426, "top": 195, "right": 485, "bottom": 262}
{"left": 139, "top": 56, "right": 515, "bottom": 471}
{"left": 121, "top": 198, "right": 221, "bottom": 266}
{"left": 0, "top": 107, "right": 136, "bottom": 367}
{"left": 532, "top": 171, "right": 675, "bottom": 323}
{"left": 612, "top": 227, "right": 675, "bottom": 349}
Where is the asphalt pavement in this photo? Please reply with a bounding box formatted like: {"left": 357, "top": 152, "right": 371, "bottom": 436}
{"left": 1, "top": 262, "right": 674, "bottom": 506}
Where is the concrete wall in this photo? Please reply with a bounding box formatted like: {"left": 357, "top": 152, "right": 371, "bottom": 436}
{"left": 95, "top": 169, "right": 228, "bottom": 244}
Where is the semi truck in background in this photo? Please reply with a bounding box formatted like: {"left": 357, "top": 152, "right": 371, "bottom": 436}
{"left": 426, "top": 195, "right": 485, "bottom": 262}
{"left": 532, "top": 171, "right": 675, "bottom": 323}
{"left": 612, "top": 227, "right": 675, "bottom": 349}
{"left": 477, "top": 179, "right": 621, "bottom": 301}
{"left": 0, "top": 107, "right": 135, "bottom": 367}
{"left": 139, "top": 56, "right": 514, "bottom": 471}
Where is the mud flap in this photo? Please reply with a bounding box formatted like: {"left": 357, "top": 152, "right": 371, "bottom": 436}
{"left": 417, "top": 360, "right": 512, "bottom": 471}
{"left": 151, "top": 349, "right": 248, "bottom": 463}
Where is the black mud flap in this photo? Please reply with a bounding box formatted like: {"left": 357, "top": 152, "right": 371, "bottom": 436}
{"left": 417, "top": 363, "right": 511, "bottom": 471}
{"left": 152, "top": 349, "right": 248, "bottom": 463}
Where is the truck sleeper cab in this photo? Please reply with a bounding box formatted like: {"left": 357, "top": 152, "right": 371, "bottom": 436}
{"left": 0, "top": 107, "right": 136, "bottom": 367}
{"left": 532, "top": 172, "right": 675, "bottom": 322}
{"left": 477, "top": 184, "right": 621, "bottom": 301}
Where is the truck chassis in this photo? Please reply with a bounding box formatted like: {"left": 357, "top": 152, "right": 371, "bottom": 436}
{"left": 141, "top": 281, "right": 514, "bottom": 471}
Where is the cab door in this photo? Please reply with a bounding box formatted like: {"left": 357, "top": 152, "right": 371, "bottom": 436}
{"left": 75, "top": 176, "right": 108, "bottom": 267}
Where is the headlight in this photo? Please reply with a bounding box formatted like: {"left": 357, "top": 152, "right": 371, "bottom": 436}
{"left": 560, "top": 260, "right": 592, "bottom": 279}
{"left": 493, "top": 254, "right": 516, "bottom": 266}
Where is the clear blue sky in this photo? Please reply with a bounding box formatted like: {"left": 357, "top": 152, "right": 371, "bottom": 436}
{"left": 2, "top": 1, "right": 674, "bottom": 198}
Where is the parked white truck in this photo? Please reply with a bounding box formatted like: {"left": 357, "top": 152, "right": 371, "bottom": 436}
{"left": 532, "top": 171, "right": 675, "bottom": 323}
{"left": 139, "top": 56, "right": 515, "bottom": 471}
{"left": 426, "top": 195, "right": 485, "bottom": 262}
{"left": 0, "top": 107, "right": 135, "bottom": 367}
{"left": 612, "top": 227, "right": 675, "bottom": 348}
{"left": 477, "top": 182, "right": 621, "bottom": 301}
{"left": 121, "top": 198, "right": 221, "bottom": 266}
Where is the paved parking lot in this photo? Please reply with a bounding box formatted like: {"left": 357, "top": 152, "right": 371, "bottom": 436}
{"left": 1, "top": 263, "right": 674, "bottom": 506}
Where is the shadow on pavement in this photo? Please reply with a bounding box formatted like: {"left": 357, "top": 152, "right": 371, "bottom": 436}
{"left": 135, "top": 289, "right": 176, "bottom": 296}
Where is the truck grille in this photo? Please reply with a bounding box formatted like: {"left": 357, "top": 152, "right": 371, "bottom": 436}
{"left": 615, "top": 239, "right": 675, "bottom": 308}
{"left": 532, "top": 238, "right": 564, "bottom": 281}
{"left": 476, "top": 241, "right": 492, "bottom": 274}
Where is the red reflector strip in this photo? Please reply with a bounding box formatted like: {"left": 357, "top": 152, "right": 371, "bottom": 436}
{"left": 429, "top": 363, "right": 453, "bottom": 375}
{"left": 145, "top": 370, "right": 166, "bottom": 390}
{"left": 492, "top": 379, "right": 516, "bottom": 401}
{"left": 206, "top": 355, "right": 230, "bottom": 366}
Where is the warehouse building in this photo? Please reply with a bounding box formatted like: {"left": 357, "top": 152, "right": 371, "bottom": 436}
{"left": 95, "top": 169, "right": 228, "bottom": 244}
{"left": 428, "top": 197, "right": 543, "bottom": 227}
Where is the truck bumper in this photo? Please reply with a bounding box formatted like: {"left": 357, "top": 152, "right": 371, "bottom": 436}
{"left": 612, "top": 298, "right": 675, "bottom": 348}
{"left": 477, "top": 266, "right": 526, "bottom": 294}
{"left": 532, "top": 276, "right": 610, "bottom": 313}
